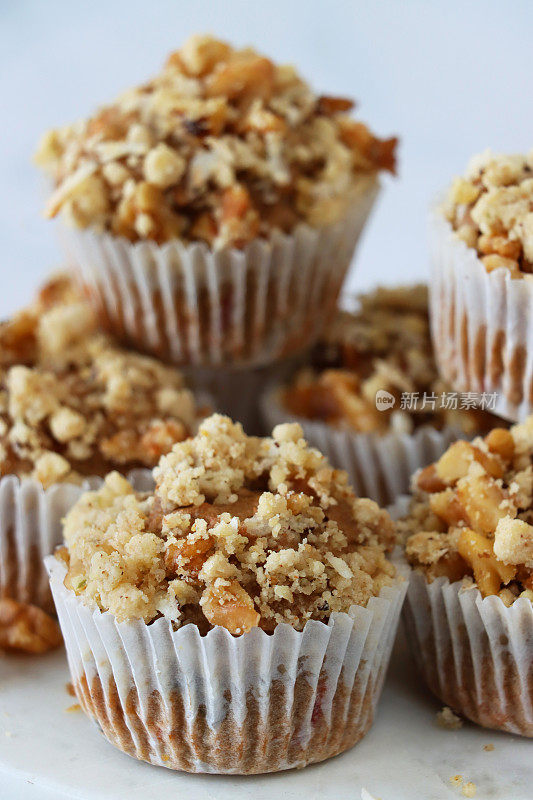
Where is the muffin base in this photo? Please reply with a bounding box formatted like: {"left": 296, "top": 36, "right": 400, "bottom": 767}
{"left": 47, "top": 556, "right": 407, "bottom": 774}
{"left": 429, "top": 209, "right": 533, "bottom": 422}
{"left": 403, "top": 570, "right": 533, "bottom": 737}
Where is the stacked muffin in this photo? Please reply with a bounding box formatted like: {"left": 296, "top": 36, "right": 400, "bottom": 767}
{"left": 35, "top": 34, "right": 396, "bottom": 430}
{"left": 6, "top": 31, "right": 533, "bottom": 776}
{"left": 0, "top": 33, "right": 412, "bottom": 774}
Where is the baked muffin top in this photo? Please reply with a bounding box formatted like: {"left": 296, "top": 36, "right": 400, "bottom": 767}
{"left": 281, "top": 285, "right": 501, "bottom": 436}
{"left": 401, "top": 419, "right": 533, "bottom": 605}
{"left": 0, "top": 276, "right": 204, "bottom": 487}
{"left": 35, "top": 34, "right": 397, "bottom": 249}
{"left": 442, "top": 150, "right": 533, "bottom": 278}
{"left": 59, "top": 414, "right": 397, "bottom": 633}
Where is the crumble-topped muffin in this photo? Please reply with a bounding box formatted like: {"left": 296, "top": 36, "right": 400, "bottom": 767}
{"left": 0, "top": 276, "right": 204, "bottom": 487}
{"left": 59, "top": 414, "right": 397, "bottom": 632}
{"left": 402, "top": 419, "right": 533, "bottom": 604}
{"left": 443, "top": 150, "right": 533, "bottom": 277}
{"left": 281, "top": 285, "right": 500, "bottom": 436}
{"left": 35, "top": 34, "right": 397, "bottom": 248}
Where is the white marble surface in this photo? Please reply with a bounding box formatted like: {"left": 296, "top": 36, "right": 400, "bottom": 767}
{"left": 1, "top": 0, "right": 533, "bottom": 315}
{"left": 0, "top": 630, "right": 531, "bottom": 800}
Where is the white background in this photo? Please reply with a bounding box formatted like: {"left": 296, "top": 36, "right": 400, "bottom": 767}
{"left": 1, "top": 0, "right": 533, "bottom": 316}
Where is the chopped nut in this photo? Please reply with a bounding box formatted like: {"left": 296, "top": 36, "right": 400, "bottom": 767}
{"left": 0, "top": 275, "right": 204, "bottom": 484}
{"left": 0, "top": 599, "right": 62, "bottom": 654}
{"left": 403, "top": 417, "right": 533, "bottom": 603}
{"left": 61, "top": 414, "right": 396, "bottom": 631}
{"left": 445, "top": 151, "right": 533, "bottom": 278}
{"left": 36, "top": 35, "right": 396, "bottom": 248}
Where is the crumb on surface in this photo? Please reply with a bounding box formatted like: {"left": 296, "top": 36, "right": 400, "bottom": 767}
{"left": 436, "top": 706, "right": 463, "bottom": 730}
{"left": 35, "top": 35, "right": 397, "bottom": 248}
{"left": 483, "top": 743, "right": 495, "bottom": 752}
{"left": 60, "top": 414, "right": 398, "bottom": 633}
{"left": 450, "top": 775, "right": 463, "bottom": 788}
{"left": 462, "top": 781, "right": 477, "bottom": 798}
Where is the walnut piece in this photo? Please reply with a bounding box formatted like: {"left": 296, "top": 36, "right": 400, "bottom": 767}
{"left": 0, "top": 599, "right": 62, "bottom": 654}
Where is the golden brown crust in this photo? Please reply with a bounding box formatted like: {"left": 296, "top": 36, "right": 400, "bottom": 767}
{"left": 0, "top": 276, "right": 204, "bottom": 486}
{"left": 282, "top": 285, "right": 502, "bottom": 436}
{"left": 61, "top": 414, "right": 396, "bottom": 630}
{"left": 35, "top": 35, "right": 397, "bottom": 248}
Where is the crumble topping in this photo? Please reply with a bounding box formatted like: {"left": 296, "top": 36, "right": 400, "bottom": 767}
{"left": 282, "top": 285, "right": 502, "bottom": 436}
{"left": 400, "top": 419, "right": 533, "bottom": 604}
{"left": 443, "top": 150, "right": 533, "bottom": 277}
{"left": 35, "top": 34, "right": 397, "bottom": 249}
{"left": 60, "top": 414, "right": 397, "bottom": 632}
{"left": 0, "top": 275, "right": 204, "bottom": 486}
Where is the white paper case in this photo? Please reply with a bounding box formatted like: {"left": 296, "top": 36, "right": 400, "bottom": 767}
{"left": 261, "top": 386, "right": 460, "bottom": 506}
{"left": 390, "top": 496, "right": 533, "bottom": 737}
{"left": 429, "top": 208, "right": 533, "bottom": 422}
{"left": 0, "top": 470, "right": 154, "bottom": 615}
{"left": 58, "top": 178, "right": 379, "bottom": 369}
{"left": 0, "top": 476, "right": 86, "bottom": 614}
{"left": 46, "top": 555, "right": 407, "bottom": 774}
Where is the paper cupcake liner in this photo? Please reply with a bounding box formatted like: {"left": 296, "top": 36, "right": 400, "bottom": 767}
{"left": 58, "top": 178, "right": 379, "bottom": 369}
{"left": 46, "top": 552, "right": 407, "bottom": 774}
{"left": 403, "top": 571, "right": 533, "bottom": 736}
{"left": 261, "top": 386, "right": 461, "bottom": 505}
{"left": 389, "top": 495, "right": 533, "bottom": 737}
{"left": 0, "top": 470, "right": 154, "bottom": 616}
{"left": 429, "top": 208, "right": 533, "bottom": 422}
{"left": 0, "top": 476, "right": 86, "bottom": 614}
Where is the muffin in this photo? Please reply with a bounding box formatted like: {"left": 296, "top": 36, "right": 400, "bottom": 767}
{"left": 0, "top": 275, "right": 205, "bottom": 622}
{"left": 262, "top": 285, "right": 503, "bottom": 505}
{"left": 35, "top": 34, "right": 397, "bottom": 368}
{"left": 400, "top": 419, "right": 533, "bottom": 736}
{"left": 47, "top": 414, "right": 407, "bottom": 773}
{"left": 430, "top": 149, "right": 533, "bottom": 421}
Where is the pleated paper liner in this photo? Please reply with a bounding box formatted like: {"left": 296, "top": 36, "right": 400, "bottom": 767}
{"left": 391, "top": 496, "right": 533, "bottom": 737}
{"left": 58, "top": 177, "right": 379, "bottom": 369}
{"left": 261, "top": 386, "right": 461, "bottom": 506}
{"left": 0, "top": 470, "right": 154, "bottom": 615}
{"left": 429, "top": 208, "right": 533, "bottom": 422}
{"left": 46, "top": 553, "right": 408, "bottom": 774}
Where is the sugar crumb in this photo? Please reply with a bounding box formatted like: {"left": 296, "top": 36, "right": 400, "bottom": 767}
{"left": 436, "top": 706, "right": 463, "bottom": 729}
{"left": 462, "top": 782, "right": 477, "bottom": 798}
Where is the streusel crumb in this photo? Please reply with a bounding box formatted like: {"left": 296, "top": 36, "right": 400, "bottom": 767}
{"left": 282, "top": 285, "right": 502, "bottom": 436}
{"left": 443, "top": 150, "right": 533, "bottom": 277}
{"left": 400, "top": 417, "right": 533, "bottom": 604}
{"left": 61, "top": 414, "right": 397, "bottom": 631}
{"left": 35, "top": 34, "right": 397, "bottom": 248}
{"left": 436, "top": 706, "right": 463, "bottom": 730}
{"left": 0, "top": 275, "right": 204, "bottom": 486}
